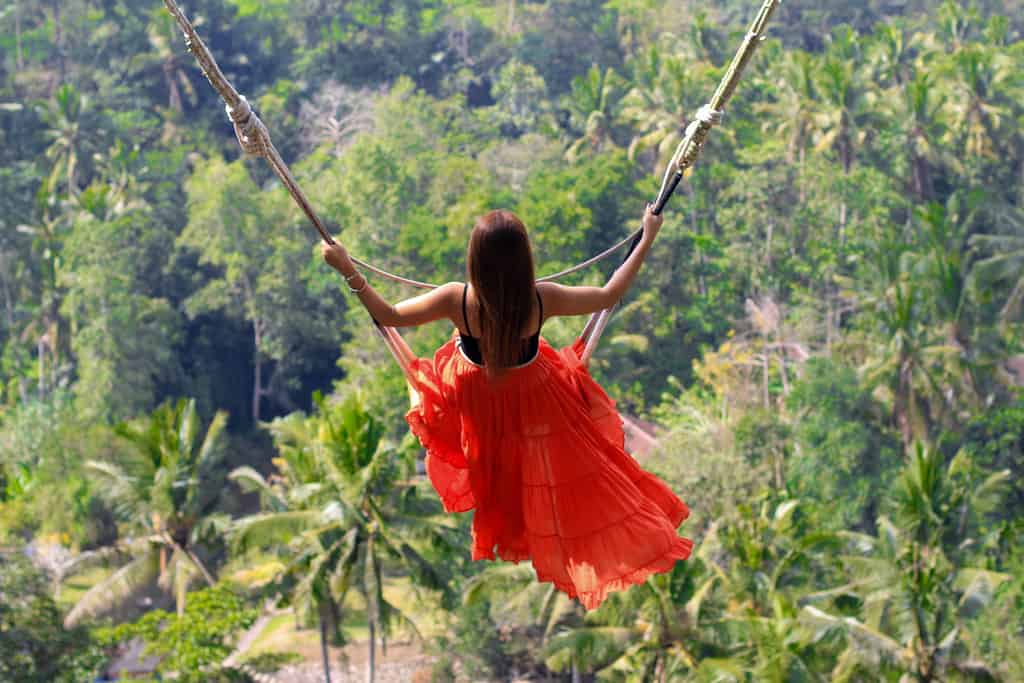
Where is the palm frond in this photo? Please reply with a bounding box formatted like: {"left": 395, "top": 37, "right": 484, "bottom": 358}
{"left": 230, "top": 510, "right": 321, "bottom": 552}
{"left": 65, "top": 550, "right": 160, "bottom": 627}
{"left": 800, "top": 605, "right": 911, "bottom": 668}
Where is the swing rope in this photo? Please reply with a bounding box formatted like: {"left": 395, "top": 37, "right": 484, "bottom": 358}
{"left": 162, "top": 0, "right": 779, "bottom": 370}
{"left": 162, "top": 0, "right": 640, "bottom": 290}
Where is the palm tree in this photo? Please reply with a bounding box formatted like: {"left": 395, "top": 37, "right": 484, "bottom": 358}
{"left": 231, "top": 394, "right": 453, "bottom": 683}
{"left": 896, "top": 71, "right": 953, "bottom": 201}
{"left": 969, "top": 205, "right": 1024, "bottom": 326}
{"left": 548, "top": 562, "right": 723, "bottom": 683}
{"left": 564, "top": 65, "right": 626, "bottom": 162}
{"left": 755, "top": 50, "right": 818, "bottom": 201}
{"left": 856, "top": 237, "right": 964, "bottom": 449}
{"left": 37, "top": 84, "right": 93, "bottom": 198}
{"left": 812, "top": 27, "right": 871, "bottom": 176}
{"left": 801, "top": 443, "right": 1009, "bottom": 681}
{"left": 65, "top": 398, "right": 228, "bottom": 626}
{"left": 145, "top": 14, "right": 198, "bottom": 113}
{"left": 863, "top": 22, "right": 956, "bottom": 203}
{"left": 463, "top": 562, "right": 581, "bottom": 671}
{"left": 811, "top": 27, "right": 877, "bottom": 243}
{"left": 622, "top": 41, "right": 717, "bottom": 167}
{"left": 941, "top": 42, "right": 1019, "bottom": 178}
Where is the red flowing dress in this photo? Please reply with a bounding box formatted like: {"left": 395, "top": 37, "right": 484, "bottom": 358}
{"left": 405, "top": 332, "right": 692, "bottom": 610}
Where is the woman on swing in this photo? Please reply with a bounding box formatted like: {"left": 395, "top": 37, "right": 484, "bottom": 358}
{"left": 322, "top": 205, "right": 691, "bottom": 610}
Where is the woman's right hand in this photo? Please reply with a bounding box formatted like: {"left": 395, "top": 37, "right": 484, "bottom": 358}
{"left": 321, "top": 241, "right": 354, "bottom": 276}
{"left": 642, "top": 203, "right": 664, "bottom": 240}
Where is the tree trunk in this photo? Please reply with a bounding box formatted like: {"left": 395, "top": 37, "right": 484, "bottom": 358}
{"left": 778, "top": 352, "right": 789, "bottom": 396}
{"left": 762, "top": 353, "right": 770, "bottom": 408}
{"left": 181, "top": 544, "right": 216, "bottom": 587}
{"left": 252, "top": 353, "right": 262, "bottom": 423}
{"left": 825, "top": 293, "right": 832, "bottom": 354}
{"left": 37, "top": 336, "right": 46, "bottom": 399}
{"left": 319, "top": 603, "right": 334, "bottom": 683}
{"left": 688, "top": 184, "right": 707, "bottom": 297}
{"left": 15, "top": 1, "right": 23, "bottom": 71}
{"left": 571, "top": 658, "right": 581, "bottom": 683}
{"left": 798, "top": 145, "right": 805, "bottom": 204}
{"left": 774, "top": 444, "right": 785, "bottom": 491}
{"left": 838, "top": 201, "right": 847, "bottom": 246}
{"left": 52, "top": 1, "right": 64, "bottom": 83}
{"left": 366, "top": 619, "right": 376, "bottom": 683}
{"left": 166, "top": 65, "right": 181, "bottom": 112}
{"left": 251, "top": 316, "right": 266, "bottom": 423}
{"left": 839, "top": 133, "right": 851, "bottom": 245}
{"left": 896, "top": 359, "right": 914, "bottom": 450}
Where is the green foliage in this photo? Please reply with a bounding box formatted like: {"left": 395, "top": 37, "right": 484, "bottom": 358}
{"left": 787, "top": 359, "right": 901, "bottom": 531}
{"left": 0, "top": 552, "right": 106, "bottom": 683}
{"left": 98, "top": 584, "right": 256, "bottom": 683}
{"left": 0, "top": 391, "right": 114, "bottom": 547}
{"left": 441, "top": 597, "right": 510, "bottom": 679}
{"left": 2, "top": 0, "right": 1024, "bottom": 679}
{"left": 956, "top": 397, "right": 1024, "bottom": 513}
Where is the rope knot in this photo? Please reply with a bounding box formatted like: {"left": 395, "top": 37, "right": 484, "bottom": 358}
{"left": 683, "top": 104, "right": 724, "bottom": 142}
{"left": 696, "top": 104, "right": 724, "bottom": 126}
{"left": 225, "top": 94, "right": 252, "bottom": 124}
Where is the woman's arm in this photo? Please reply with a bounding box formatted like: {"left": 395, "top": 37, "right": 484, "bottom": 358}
{"left": 321, "top": 243, "right": 460, "bottom": 327}
{"left": 539, "top": 204, "right": 664, "bottom": 318}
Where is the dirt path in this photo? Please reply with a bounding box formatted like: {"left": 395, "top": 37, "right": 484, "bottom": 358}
{"left": 273, "top": 642, "right": 434, "bottom": 682}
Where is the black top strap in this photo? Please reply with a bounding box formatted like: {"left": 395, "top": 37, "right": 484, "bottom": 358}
{"left": 535, "top": 289, "right": 543, "bottom": 335}
{"left": 462, "top": 283, "right": 473, "bottom": 337}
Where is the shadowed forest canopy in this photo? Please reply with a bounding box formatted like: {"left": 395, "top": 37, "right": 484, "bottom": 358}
{"left": 0, "top": 0, "right": 1022, "bottom": 681}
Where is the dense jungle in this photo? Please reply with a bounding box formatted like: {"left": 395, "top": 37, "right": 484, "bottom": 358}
{"left": 1, "top": 0, "right": 1022, "bottom": 681}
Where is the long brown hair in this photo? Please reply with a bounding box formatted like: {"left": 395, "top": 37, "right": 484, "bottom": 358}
{"left": 466, "top": 210, "right": 536, "bottom": 373}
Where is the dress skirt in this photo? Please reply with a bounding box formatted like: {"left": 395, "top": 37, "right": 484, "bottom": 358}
{"left": 405, "top": 332, "right": 692, "bottom": 610}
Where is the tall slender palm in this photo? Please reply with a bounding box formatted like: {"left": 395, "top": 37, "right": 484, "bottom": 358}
{"left": 941, "top": 43, "right": 1019, "bottom": 174}
{"left": 867, "top": 21, "right": 919, "bottom": 89}
{"left": 564, "top": 65, "right": 626, "bottom": 162}
{"left": 894, "top": 71, "right": 953, "bottom": 200}
{"left": 144, "top": 14, "right": 198, "bottom": 113}
{"left": 755, "top": 50, "right": 818, "bottom": 199}
{"left": 857, "top": 238, "right": 963, "bottom": 448}
{"left": 811, "top": 27, "right": 877, "bottom": 243}
{"left": 231, "top": 394, "right": 453, "bottom": 683}
{"left": 463, "top": 563, "right": 595, "bottom": 681}
{"left": 866, "top": 23, "right": 953, "bottom": 201}
{"left": 65, "top": 399, "right": 228, "bottom": 626}
{"left": 37, "top": 84, "right": 94, "bottom": 198}
{"left": 812, "top": 27, "right": 871, "bottom": 176}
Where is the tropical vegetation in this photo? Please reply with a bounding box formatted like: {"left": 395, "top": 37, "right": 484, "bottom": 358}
{"left": 0, "top": 0, "right": 1022, "bottom": 681}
